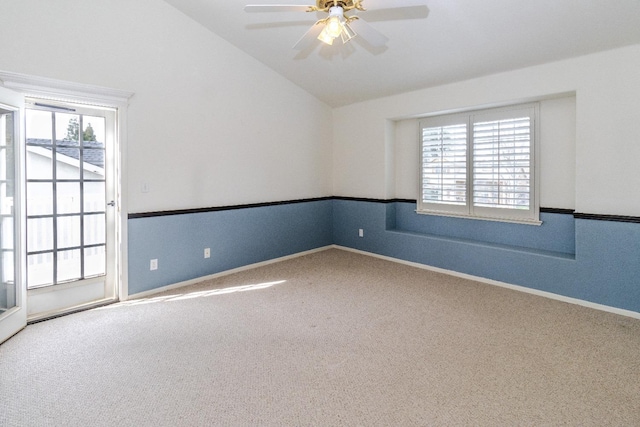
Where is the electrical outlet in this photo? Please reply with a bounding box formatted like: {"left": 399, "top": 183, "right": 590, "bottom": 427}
{"left": 150, "top": 259, "right": 158, "bottom": 271}
{"left": 204, "top": 248, "right": 211, "bottom": 259}
{"left": 359, "top": 228, "right": 364, "bottom": 238}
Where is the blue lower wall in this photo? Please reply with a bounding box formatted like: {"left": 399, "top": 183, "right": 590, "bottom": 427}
{"left": 127, "top": 200, "right": 333, "bottom": 295}
{"left": 333, "top": 199, "right": 640, "bottom": 313}
{"left": 128, "top": 198, "right": 640, "bottom": 313}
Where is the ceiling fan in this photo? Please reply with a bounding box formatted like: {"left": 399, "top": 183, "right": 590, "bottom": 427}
{"left": 244, "top": 0, "right": 427, "bottom": 50}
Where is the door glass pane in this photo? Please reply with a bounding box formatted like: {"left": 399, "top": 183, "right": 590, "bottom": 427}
{"left": 28, "top": 253, "right": 53, "bottom": 288}
{"left": 25, "top": 146, "right": 53, "bottom": 179}
{"left": 2, "top": 251, "right": 14, "bottom": 293}
{"left": 83, "top": 148, "right": 105, "bottom": 176}
{"left": 57, "top": 215, "right": 81, "bottom": 249}
{"left": 57, "top": 182, "right": 80, "bottom": 214}
{"left": 85, "top": 246, "right": 105, "bottom": 277}
{"left": 27, "top": 182, "right": 53, "bottom": 215}
{"left": 84, "top": 214, "right": 105, "bottom": 245}
{"left": 57, "top": 249, "right": 81, "bottom": 283}
{"left": 0, "top": 148, "right": 5, "bottom": 182}
{"left": 84, "top": 181, "right": 105, "bottom": 212}
{"left": 1, "top": 216, "right": 13, "bottom": 250}
{"left": 83, "top": 116, "right": 105, "bottom": 148}
{"left": 55, "top": 113, "right": 80, "bottom": 146}
{"left": 26, "top": 109, "right": 52, "bottom": 141}
{"left": 26, "top": 109, "right": 54, "bottom": 180}
{"left": 27, "top": 218, "right": 54, "bottom": 252}
{"left": 56, "top": 146, "right": 80, "bottom": 179}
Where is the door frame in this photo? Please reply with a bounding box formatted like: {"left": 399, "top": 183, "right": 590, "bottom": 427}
{"left": 0, "top": 85, "right": 26, "bottom": 344}
{"left": 0, "top": 71, "right": 134, "bottom": 314}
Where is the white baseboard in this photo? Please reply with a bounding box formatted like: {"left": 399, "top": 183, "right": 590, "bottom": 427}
{"left": 333, "top": 245, "right": 640, "bottom": 321}
{"left": 126, "top": 246, "right": 333, "bottom": 300}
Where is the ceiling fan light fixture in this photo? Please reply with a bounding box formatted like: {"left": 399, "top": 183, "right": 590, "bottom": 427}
{"left": 326, "top": 15, "right": 343, "bottom": 38}
{"left": 317, "top": 26, "right": 335, "bottom": 45}
{"left": 340, "top": 21, "right": 357, "bottom": 43}
{"left": 318, "top": 5, "right": 358, "bottom": 46}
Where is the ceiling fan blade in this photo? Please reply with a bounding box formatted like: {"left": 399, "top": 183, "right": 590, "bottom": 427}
{"left": 349, "top": 19, "right": 389, "bottom": 47}
{"left": 360, "top": 0, "right": 427, "bottom": 11}
{"left": 293, "top": 22, "right": 324, "bottom": 50}
{"left": 244, "top": 4, "right": 314, "bottom": 13}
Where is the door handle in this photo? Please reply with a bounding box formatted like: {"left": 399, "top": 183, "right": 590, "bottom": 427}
{"left": 107, "top": 200, "right": 115, "bottom": 207}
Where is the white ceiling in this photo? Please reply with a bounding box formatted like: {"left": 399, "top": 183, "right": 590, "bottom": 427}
{"left": 162, "top": 0, "right": 640, "bottom": 107}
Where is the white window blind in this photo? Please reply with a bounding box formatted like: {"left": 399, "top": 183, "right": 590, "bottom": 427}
{"left": 473, "top": 116, "right": 531, "bottom": 210}
{"left": 419, "top": 104, "right": 539, "bottom": 224}
{"left": 421, "top": 123, "right": 467, "bottom": 207}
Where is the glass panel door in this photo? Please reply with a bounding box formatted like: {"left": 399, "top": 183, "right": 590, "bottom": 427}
{"left": 25, "top": 100, "right": 116, "bottom": 319}
{"left": 0, "top": 86, "right": 25, "bottom": 345}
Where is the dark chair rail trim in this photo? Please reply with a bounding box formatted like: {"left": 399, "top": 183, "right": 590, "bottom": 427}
{"left": 129, "top": 197, "right": 638, "bottom": 223}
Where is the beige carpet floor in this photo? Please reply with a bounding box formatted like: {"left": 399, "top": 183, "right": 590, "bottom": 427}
{"left": 1, "top": 248, "right": 639, "bottom": 426}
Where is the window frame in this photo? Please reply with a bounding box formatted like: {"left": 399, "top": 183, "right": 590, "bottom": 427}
{"left": 417, "top": 103, "right": 541, "bottom": 225}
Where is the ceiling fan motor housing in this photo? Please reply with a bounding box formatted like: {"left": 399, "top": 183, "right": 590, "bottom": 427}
{"left": 328, "top": 6, "right": 344, "bottom": 17}
{"left": 316, "top": 1, "right": 357, "bottom": 11}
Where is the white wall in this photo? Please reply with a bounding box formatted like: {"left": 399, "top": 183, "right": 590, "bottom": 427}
{"left": 0, "top": 0, "right": 333, "bottom": 213}
{"left": 2, "top": 1, "right": 638, "bottom": 217}
{"left": 333, "top": 45, "right": 640, "bottom": 216}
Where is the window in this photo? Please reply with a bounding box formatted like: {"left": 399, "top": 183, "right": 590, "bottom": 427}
{"left": 419, "top": 103, "right": 539, "bottom": 224}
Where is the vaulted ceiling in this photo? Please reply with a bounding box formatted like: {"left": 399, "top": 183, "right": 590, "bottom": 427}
{"left": 162, "top": 0, "right": 640, "bottom": 107}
